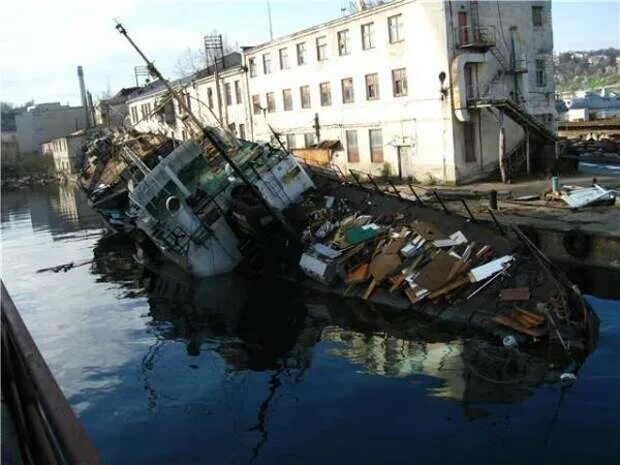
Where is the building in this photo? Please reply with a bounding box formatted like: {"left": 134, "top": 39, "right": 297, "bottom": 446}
{"left": 243, "top": 0, "right": 557, "bottom": 183}
{"left": 1, "top": 109, "right": 20, "bottom": 164}
{"left": 125, "top": 1, "right": 557, "bottom": 184}
{"left": 94, "top": 87, "right": 140, "bottom": 128}
{"left": 15, "top": 102, "right": 87, "bottom": 154}
{"left": 126, "top": 52, "right": 249, "bottom": 140}
{"left": 41, "top": 131, "right": 86, "bottom": 175}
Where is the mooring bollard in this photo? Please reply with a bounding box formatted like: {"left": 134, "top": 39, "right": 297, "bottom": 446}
{"left": 489, "top": 190, "right": 498, "bottom": 210}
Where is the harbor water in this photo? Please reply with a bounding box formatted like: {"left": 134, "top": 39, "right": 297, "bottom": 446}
{"left": 1, "top": 184, "right": 619, "bottom": 465}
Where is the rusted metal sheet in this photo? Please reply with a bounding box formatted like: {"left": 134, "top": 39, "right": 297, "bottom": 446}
{"left": 499, "top": 287, "right": 531, "bottom": 301}
{"left": 1, "top": 281, "right": 102, "bottom": 465}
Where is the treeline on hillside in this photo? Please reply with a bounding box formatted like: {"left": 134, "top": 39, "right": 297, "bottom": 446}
{"left": 555, "top": 47, "right": 620, "bottom": 93}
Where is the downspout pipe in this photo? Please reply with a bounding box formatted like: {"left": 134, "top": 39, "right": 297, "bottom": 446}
{"left": 451, "top": 52, "right": 488, "bottom": 122}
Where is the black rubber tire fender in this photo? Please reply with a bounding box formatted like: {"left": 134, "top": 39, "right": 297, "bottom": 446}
{"left": 563, "top": 229, "right": 591, "bottom": 259}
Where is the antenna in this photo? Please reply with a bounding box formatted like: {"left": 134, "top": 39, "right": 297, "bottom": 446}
{"left": 267, "top": 0, "right": 274, "bottom": 40}
{"left": 134, "top": 66, "right": 150, "bottom": 87}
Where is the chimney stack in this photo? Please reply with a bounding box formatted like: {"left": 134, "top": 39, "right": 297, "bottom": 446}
{"left": 356, "top": 0, "right": 367, "bottom": 11}
{"left": 77, "top": 66, "right": 91, "bottom": 128}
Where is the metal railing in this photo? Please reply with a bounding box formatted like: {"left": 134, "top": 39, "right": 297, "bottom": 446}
{"left": 455, "top": 25, "right": 496, "bottom": 49}
{"left": 1, "top": 281, "right": 102, "bottom": 465}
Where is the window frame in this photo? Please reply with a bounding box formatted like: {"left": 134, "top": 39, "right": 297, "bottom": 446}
{"left": 361, "top": 22, "right": 375, "bottom": 50}
{"left": 388, "top": 14, "right": 404, "bottom": 44}
{"left": 535, "top": 58, "right": 546, "bottom": 86}
{"left": 532, "top": 6, "right": 543, "bottom": 28}
{"left": 316, "top": 36, "right": 328, "bottom": 61}
{"left": 337, "top": 29, "right": 350, "bottom": 56}
{"left": 297, "top": 42, "right": 307, "bottom": 65}
{"left": 300, "top": 85, "right": 311, "bottom": 109}
{"left": 341, "top": 77, "right": 354, "bottom": 104}
{"left": 282, "top": 88, "right": 293, "bottom": 111}
{"left": 392, "top": 68, "right": 408, "bottom": 97}
{"left": 279, "top": 47, "right": 289, "bottom": 70}
{"left": 345, "top": 129, "right": 359, "bottom": 162}
{"left": 266, "top": 92, "right": 276, "bottom": 112}
{"left": 249, "top": 58, "right": 257, "bottom": 77}
{"left": 286, "top": 134, "right": 296, "bottom": 149}
{"left": 365, "top": 73, "right": 379, "bottom": 100}
{"left": 369, "top": 128, "right": 384, "bottom": 163}
{"left": 252, "top": 94, "right": 261, "bottom": 115}
{"left": 304, "top": 133, "right": 316, "bottom": 148}
{"left": 262, "top": 53, "right": 272, "bottom": 74}
{"left": 320, "top": 82, "right": 332, "bottom": 106}
{"left": 225, "top": 82, "right": 233, "bottom": 106}
{"left": 234, "top": 80, "right": 242, "bottom": 104}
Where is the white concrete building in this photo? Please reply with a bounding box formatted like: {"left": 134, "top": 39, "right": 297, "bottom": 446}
{"left": 41, "top": 131, "right": 86, "bottom": 175}
{"left": 15, "top": 102, "right": 87, "bottom": 154}
{"left": 243, "top": 0, "right": 557, "bottom": 183}
{"left": 126, "top": 53, "right": 250, "bottom": 141}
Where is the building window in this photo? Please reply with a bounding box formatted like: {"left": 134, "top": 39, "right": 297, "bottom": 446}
{"left": 297, "top": 42, "right": 307, "bottom": 65}
{"left": 300, "top": 85, "right": 311, "bottom": 109}
{"left": 304, "top": 133, "right": 316, "bottom": 147}
{"left": 535, "top": 59, "right": 546, "bottom": 86}
{"left": 207, "top": 88, "right": 214, "bottom": 108}
{"left": 341, "top": 78, "right": 354, "bottom": 104}
{"left": 346, "top": 130, "right": 359, "bottom": 162}
{"left": 266, "top": 92, "right": 275, "bottom": 112}
{"left": 263, "top": 53, "right": 272, "bottom": 74}
{"left": 388, "top": 14, "right": 403, "bottom": 43}
{"left": 249, "top": 58, "right": 257, "bottom": 77}
{"left": 286, "top": 134, "right": 296, "bottom": 149}
{"left": 252, "top": 94, "right": 261, "bottom": 114}
{"left": 225, "top": 82, "right": 233, "bottom": 106}
{"left": 279, "top": 48, "right": 289, "bottom": 70}
{"left": 365, "top": 73, "right": 379, "bottom": 100}
{"left": 338, "top": 30, "right": 350, "bottom": 56}
{"left": 282, "top": 89, "right": 293, "bottom": 111}
{"left": 229, "top": 123, "right": 236, "bottom": 135}
{"left": 234, "top": 80, "right": 242, "bottom": 104}
{"left": 369, "top": 129, "right": 383, "bottom": 163}
{"left": 464, "top": 123, "right": 476, "bottom": 162}
{"left": 392, "top": 68, "right": 407, "bottom": 97}
{"left": 320, "top": 82, "right": 331, "bottom": 106}
{"left": 532, "top": 6, "right": 543, "bottom": 27}
{"left": 361, "top": 22, "right": 375, "bottom": 50}
{"left": 239, "top": 123, "right": 246, "bottom": 139}
{"left": 316, "top": 36, "right": 327, "bottom": 61}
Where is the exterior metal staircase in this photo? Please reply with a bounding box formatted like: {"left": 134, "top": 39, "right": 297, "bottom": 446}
{"left": 469, "top": 98, "right": 557, "bottom": 142}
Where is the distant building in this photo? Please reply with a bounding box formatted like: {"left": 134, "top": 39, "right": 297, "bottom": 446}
{"left": 94, "top": 87, "right": 140, "bottom": 128}
{"left": 15, "top": 102, "right": 87, "bottom": 154}
{"left": 41, "top": 131, "right": 86, "bottom": 175}
{"left": 1, "top": 109, "right": 20, "bottom": 163}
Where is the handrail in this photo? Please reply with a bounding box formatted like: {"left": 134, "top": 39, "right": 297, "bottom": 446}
{"left": 1, "top": 281, "right": 102, "bottom": 465}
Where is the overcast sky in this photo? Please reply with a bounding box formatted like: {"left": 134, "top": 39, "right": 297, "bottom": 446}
{"left": 1, "top": 0, "right": 618, "bottom": 107}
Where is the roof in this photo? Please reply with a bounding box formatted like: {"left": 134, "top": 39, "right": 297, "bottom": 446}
{"left": 104, "top": 87, "right": 141, "bottom": 105}
{"left": 243, "top": 0, "right": 403, "bottom": 54}
{"left": 127, "top": 52, "right": 243, "bottom": 103}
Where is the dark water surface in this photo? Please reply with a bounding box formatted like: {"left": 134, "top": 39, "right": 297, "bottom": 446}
{"left": 2, "top": 185, "right": 619, "bottom": 465}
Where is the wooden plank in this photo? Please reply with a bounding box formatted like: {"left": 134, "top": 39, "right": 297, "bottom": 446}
{"left": 492, "top": 314, "right": 548, "bottom": 337}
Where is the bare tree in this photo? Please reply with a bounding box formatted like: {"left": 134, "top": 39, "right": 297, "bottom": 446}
{"left": 174, "top": 29, "right": 239, "bottom": 78}
{"left": 342, "top": 0, "right": 385, "bottom": 15}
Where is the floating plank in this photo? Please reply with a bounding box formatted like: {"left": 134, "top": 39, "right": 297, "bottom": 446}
{"left": 492, "top": 314, "right": 548, "bottom": 337}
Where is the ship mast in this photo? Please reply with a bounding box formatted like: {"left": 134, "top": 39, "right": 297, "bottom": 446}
{"left": 114, "top": 21, "right": 298, "bottom": 241}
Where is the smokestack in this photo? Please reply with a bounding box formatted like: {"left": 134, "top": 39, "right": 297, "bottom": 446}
{"left": 77, "top": 66, "right": 91, "bottom": 128}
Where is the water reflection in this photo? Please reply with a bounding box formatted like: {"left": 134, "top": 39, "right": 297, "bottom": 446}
{"left": 3, "top": 184, "right": 619, "bottom": 465}
{"left": 89, "top": 233, "right": 566, "bottom": 414}
{"left": 1, "top": 184, "right": 101, "bottom": 238}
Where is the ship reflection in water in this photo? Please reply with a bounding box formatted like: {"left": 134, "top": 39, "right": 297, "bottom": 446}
{"left": 93, "top": 231, "right": 564, "bottom": 413}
